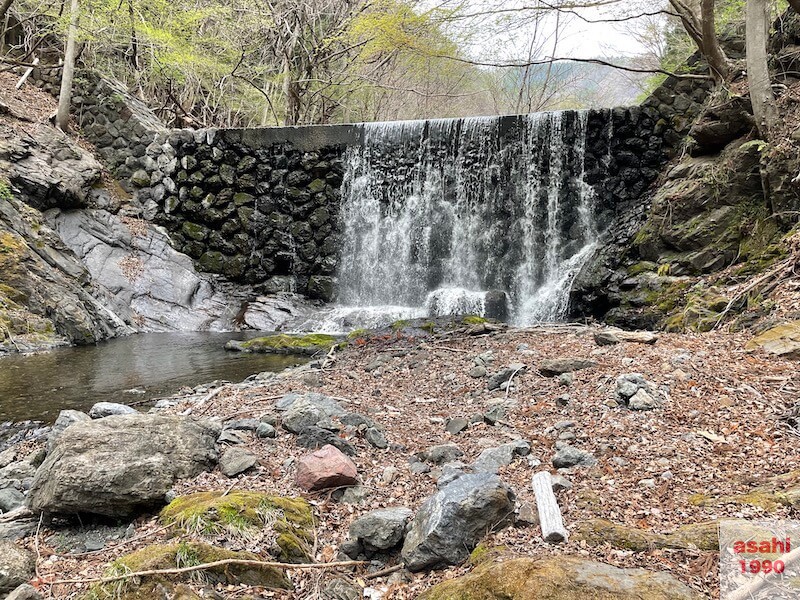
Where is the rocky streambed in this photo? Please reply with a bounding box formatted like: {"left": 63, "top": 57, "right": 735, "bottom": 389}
{"left": 0, "top": 322, "right": 798, "bottom": 599}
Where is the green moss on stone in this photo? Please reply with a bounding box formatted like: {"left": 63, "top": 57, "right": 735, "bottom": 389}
{"left": 462, "top": 315, "right": 488, "bottom": 325}
{"left": 234, "top": 333, "right": 338, "bottom": 355}
{"left": 160, "top": 491, "right": 313, "bottom": 562}
{"left": 83, "top": 541, "right": 291, "bottom": 599}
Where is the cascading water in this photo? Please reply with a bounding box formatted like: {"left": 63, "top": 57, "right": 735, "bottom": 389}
{"left": 329, "top": 110, "right": 608, "bottom": 328}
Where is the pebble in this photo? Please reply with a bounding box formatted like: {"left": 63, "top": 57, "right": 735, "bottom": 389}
{"left": 558, "top": 373, "right": 574, "bottom": 387}
{"left": 382, "top": 466, "right": 400, "bottom": 484}
{"left": 256, "top": 423, "right": 276, "bottom": 438}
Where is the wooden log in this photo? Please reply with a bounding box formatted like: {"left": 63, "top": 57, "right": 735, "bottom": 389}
{"left": 532, "top": 471, "right": 568, "bottom": 543}
{"left": 15, "top": 56, "right": 38, "bottom": 90}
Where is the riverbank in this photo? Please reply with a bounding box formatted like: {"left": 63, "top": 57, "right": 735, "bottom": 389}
{"left": 3, "top": 323, "right": 796, "bottom": 599}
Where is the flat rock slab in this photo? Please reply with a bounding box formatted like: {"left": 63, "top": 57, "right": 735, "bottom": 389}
{"left": 539, "top": 358, "right": 598, "bottom": 376}
{"left": 219, "top": 447, "right": 258, "bottom": 477}
{"left": 595, "top": 329, "right": 659, "bottom": 345}
{"left": 419, "top": 556, "right": 701, "bottom": 599}
{"left": 28, "top": 415, "right": 220, "bottom": 517}
{"left": 746, "top": 320, "right": 800, "bottom": 359}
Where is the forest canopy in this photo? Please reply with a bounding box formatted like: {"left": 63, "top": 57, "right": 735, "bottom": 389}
{"left": 0, "top": 0, "right": 784, "bottom": 128}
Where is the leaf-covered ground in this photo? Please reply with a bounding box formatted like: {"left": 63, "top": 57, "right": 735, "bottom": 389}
{"left": 33, "top": 325, "right": 800, "bottom": 599}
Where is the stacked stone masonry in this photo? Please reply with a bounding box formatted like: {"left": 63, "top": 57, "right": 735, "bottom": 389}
{"left": 27, "top": 66, "right": 711, "bottom": 300}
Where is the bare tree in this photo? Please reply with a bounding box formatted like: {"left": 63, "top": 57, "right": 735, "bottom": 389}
{"left": 55, "top": 0, "right": 78, "bottom": 131}
{"left": 746, "top": 0, "right": 777, "bottom": 136}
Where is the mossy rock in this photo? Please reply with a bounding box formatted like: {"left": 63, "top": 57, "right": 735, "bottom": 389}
{"left": 419, "top": 556, "right": 700, "bottom": 599}
{"left": 575, "top": 519, "right": 718, "bottom": 551}
{"left": 627, "top": 261, "right": 658, "bottom": 276}
{"left": 468, "top": 543, "right": 508, "bottom": 566}
{"left": 688, "top": 471, "right": 800, "bottom": 511}
{"left": 462, "top": 315, "right": 488, "bottom": 325}
{"left": 83, "top": 542, "right": 291, "bottom": 599}
{"left": 224, "top": 334, "right": 339, "bottom": 356}
{"left": 160, "top": 491, "right": 314, "bottom": 562}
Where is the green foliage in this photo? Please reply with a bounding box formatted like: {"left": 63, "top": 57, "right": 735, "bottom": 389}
{"left": 0, "top": 181, "right": 13, "bottom": 202}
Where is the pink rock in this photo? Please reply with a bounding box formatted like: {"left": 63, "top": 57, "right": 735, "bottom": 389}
{"left": 296, "top": 444, "right": 358, "bottom": 491}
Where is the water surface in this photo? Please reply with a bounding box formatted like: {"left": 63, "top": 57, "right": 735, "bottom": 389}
{"left": 0, "top": 332, "right": 304, "bottom": 422}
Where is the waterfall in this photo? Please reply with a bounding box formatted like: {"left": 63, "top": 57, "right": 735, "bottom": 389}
{"left": 335, "top": 111, "right": 605, "bottom": 326}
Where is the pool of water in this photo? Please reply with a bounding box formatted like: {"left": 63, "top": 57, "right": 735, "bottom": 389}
{"left": 0, "top": 332, "right": 305, "bottom": 423}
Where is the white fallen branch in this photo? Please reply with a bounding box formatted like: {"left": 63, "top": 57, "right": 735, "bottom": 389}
{"left": 15, "top": 56, "right": 39, "bottom": 90}
{"left": 532, "top": 471, "right": 568, "bottom": 543}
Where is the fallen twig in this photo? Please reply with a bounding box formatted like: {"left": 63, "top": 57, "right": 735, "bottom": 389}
{"left": 364, "top": 564, "right": 403, "bottom": 580}
{"left": 46, "top": 558, "right": 368, "bottom": 586}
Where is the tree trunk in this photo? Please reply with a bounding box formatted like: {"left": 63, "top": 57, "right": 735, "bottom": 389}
{"left": 55, "top": 0, "right": 79, "bottom": 132}
{"left": 746, "top": 0, "right": 778, "bottom": 137}
{"left": 0, "top": 0, "right": 15, "bottom": 23}
{"left": 701, "top": 0, "right": 729, "bottom": 82}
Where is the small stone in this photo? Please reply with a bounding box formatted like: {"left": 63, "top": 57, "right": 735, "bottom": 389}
{"left": 0, "top": 541, "right": 34, "bottom": 594}
{"left": 84, "top": 537, "right": 105, "bottom": 552}
{"left": 594, "top": 331, "right": 620, "bottom": 345}
{"left": 5, "top": 584, "right": 42, "bottom": 600}
{"left": 552, "top": 445, "right": 596, "bottom": 469}
{"left": 557, "top": 373, "right": 574, "bottom": 387}
{"left": 219, "top": 447, "right": 258, "bottom": 477}
{"left": 517, "top": 501, "right": 539, "bottom": 526}
{"left": 551, "top": 474, "right": 572, "bottom": 491}
{"left": 555, "top": 394, "right": 570, "bottom": 407}
{"left": 260, "top": 413, "right": 278, "bottom": 426}
{"left": 557, "top": 431, "right": 576, "bottom": 441}
{"left": 483, "top": 405, "right": 506, "bottom": 425}
{"left": 382, "top": 466, "right": 400, "bottom": 484}
{"left": 616, "top": 373, "right": 649, "bottom": 400}
{"left": 224, "top": 418, "right": 260, "bottom": 431}
{"left": 418, "top": 444, "right": 463, "bottom": 465}
{"left": 409, "top": 460, "right": 431, "bottom": 474}
{"left": 629, "top": 388, "right": 659, "bottom": 410}
{"left": 340, "top": 485, "right": 371, "bottom": 504}
{"left": 323, "top": 578, "right": 361, "bottom": 600}
{"left": 296, "top": 444, "right": 358, "bottom": 491}
{"left": 88, "top": 402, "right": 138, "bottom": 419}
{"left": 256, "top": 423, "right": 277, "bottom": 439}
{"left": 297, "top": 426, "right": 356, "bottom": 456}
{"left": 217, "top": 429, "right": 248, "bottom": 444}
{"left": 639, "top": 478, "right": 656, "bottom": 489}
{"left": 365, "top": 427, "right": 388, "bottom": 449}
{"left": 445, "top": 418, "right": 469, "bottom": 435}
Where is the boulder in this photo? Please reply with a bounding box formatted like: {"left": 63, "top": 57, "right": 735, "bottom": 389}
{"left": 295, "top": 445, "right": 358, "bottom": 492}
{"left": 345, "top": 507, "right": 414, "bottom": 557}
{"left": 539, "top": 358, "right": 597, "bottom": 376}
{"left": 401, "top": 473, "right": 515, "bottom": 571}
{"left": 0, "top": 541, "right": 34, "bottom": 594}
{"left": 88, "top": 401, "right": 138, "bottom": 419}
{"left": 418, "top": 556, "right": 700, "bottom": 599}
{"left": 28, "top": 415, "right": 220, "bottom": 517}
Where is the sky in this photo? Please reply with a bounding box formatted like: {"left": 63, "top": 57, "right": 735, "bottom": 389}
{"left": 443, "top": 1, "right": 659, "bottom": 62}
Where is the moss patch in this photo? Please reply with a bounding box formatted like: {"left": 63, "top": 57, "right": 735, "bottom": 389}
{"left": 160, "top": 491, "right": 314, "bottom": 563}
{"left": 462, "top": 315, "right": 488, "bottom": 325}
{"left": 575, "top": 519, "right": 718, "bottom": 551}
{"left": 83, "top": 542, "right": 291, "bottom": 599}
{"left": 228, "top": 334, "right": 338, "bottom": 355}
